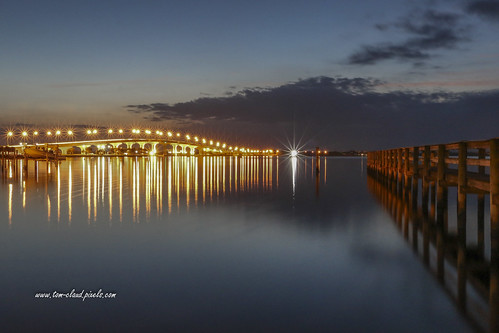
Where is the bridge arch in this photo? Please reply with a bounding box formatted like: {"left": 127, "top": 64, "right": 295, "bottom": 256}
{"left": 131, "top": 143, "right": 141, "bottom": 152}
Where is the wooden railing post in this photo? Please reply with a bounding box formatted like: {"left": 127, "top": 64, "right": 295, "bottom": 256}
{"left": 397, "top": 148, "right": 403, "bottom": 195}
{"left": 477, "top": 148, "right": 485, "bottom": 255}
{"left": 436, "top": 144, "right": 447, "bottom": 282}
{"left": 490, "top": 139, "right": 499, "bottom": 333}
{"left": 457, "top": 141, "right": 467, "bottom": 312}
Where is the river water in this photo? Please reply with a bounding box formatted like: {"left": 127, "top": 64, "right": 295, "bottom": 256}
{"left": 0, "top": 156, "right": 475, "bottom": 332}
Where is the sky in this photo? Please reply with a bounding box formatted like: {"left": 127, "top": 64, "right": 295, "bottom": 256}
{"left": 1, "top": 0, "right": 499, "bottom": 150}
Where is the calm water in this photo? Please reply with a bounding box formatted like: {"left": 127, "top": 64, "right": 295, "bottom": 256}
{"left": 0, "top": 156, "right": 474, "bottom": 332}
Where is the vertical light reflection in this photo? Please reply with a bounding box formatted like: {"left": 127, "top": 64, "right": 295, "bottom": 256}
{"left": 210, "top": 157, "right": 213, "bottom": 200}
{"left": 292, "top": 156, "right": 297, "bottom": 198}
{"left": 176, "top": 157, "right": 180, "bottom": 211}
{"left": 194, "top": 157, "right": 198, "bottom": 206}
{"left": 223, "top": 157, "right": 226, "bottom": 196}
{"left": 229, "top": 157, "right": 232, "bottom": 193}
{"left": 35, "top": 161, "right": 39, "bottom": 183}
{"left": 19, "top": 160, "right": 23, "bottom": 185}
{"left": 133, "top": 159, "right": 136, "bottom": 222}
{"left": 101, "top": 157, "right": 105, "bottom": 201}
{"left": 202, "top": 157, "right": 206, "bottom": 204}
{"left": 216, "top": 157, "right": 220, "bottom": 196}
{"left": 108, "top": 158, "right": 112, "bottom": 222}
{"left": 47, "top": 192, "right": 51, "bottom": 222}
{"left": 132, "top": 159, "right": 137, "bottom": 222}
{"left": 186, "top": 157, "right": 190, "bottom": 209}
{"left": 270, "top": 157, "right": 273, "bottom": 190}
{"left": 22, "top": 180, "right": 26, "bottom": 209}
{"left": 324, "top": 157, "right": 327, "bottom": 184}
{"left": 235, "top": 157, "right": 238, "bottom": 192}
{"left": 276, "top": 157, "right": 279, "bottom": 189}
{"left": 57, "top": 165, "right": 61, "bottom": 222}
{"left": 97, "top": 157, "right": 101, "bottom": 202}
{"left": 93, "top": 161, "right": 97, "bottom": 221}
{"left": 87, "top": 160, "right": 91, "bottom": 221}
{"left": 146, "top": 158, "right": 151, "bottom": 218}
{"left": 8, "top": 183, "right": 13, "bottom": 225}
{"left": 168, "top": 157, "right": 172, "bottom": 214}
{"left": 119, "top": 159, "right": 123, "bottom": 222}
{"left": 158, "top": 158, "right": 163, "bottom": 215}
{"left": 256, "top": 157, "right": 259, "bottom": 189}
{"left": 69, "top": 161, "right": 72, "bottom": 223}
{"left": 82, "top": 158, "right": 85, "bottom": 202}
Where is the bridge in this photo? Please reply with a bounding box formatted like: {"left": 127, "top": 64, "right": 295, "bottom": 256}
{"left": 367, "top": 138, "right": 499, "bottom": 333}
{"left": 2, "top": 126, "right": 279, "bottom": 156}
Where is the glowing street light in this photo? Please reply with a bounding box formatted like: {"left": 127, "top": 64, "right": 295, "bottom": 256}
{"left": 202, "top": 138, "right": 206, "bottom": 144}
{"left": 118, "top": 129, "right": 124, "bottom": 134}
{"left": 145, "top": 130, "right": 151, "bottom": 135}
{"left": 290, "top": 150, "right": 298, "bottom": 157}
{"left": 86, "top": 130, "right": 92, "bottom": 135}
{"left": 108, "top": 129, "right": 113, "bottom": 134}
{"left": 167, "top": 132, "right": 172, "bottom": 137}
{"left": 67, "top": 130, "right": 73, "bottom": 136}
{"left": 176, "top": 133, "right": 180, "bottom": 137}
{"left": 92, "top": 129, "right": 97, "bottom": 134}
{"left": 186, "top": 134, "right": 190, "bottom": 140}
{"left": 194, "top": 136, "right": 199, "bottom": 142}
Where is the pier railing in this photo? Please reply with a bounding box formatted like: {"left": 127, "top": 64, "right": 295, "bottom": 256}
{"left": 367, "top": 138, "right": 499, "bottom": 333}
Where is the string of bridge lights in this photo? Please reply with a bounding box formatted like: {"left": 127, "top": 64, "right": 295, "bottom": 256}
{"left": 3, "top": 127, "right": 278, "bottom": 155}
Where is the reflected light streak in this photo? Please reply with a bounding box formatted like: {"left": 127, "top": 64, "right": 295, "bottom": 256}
{"left": 175, "top": 157, "right": 180, "bottom": 212}
{"left": 22, "top": 180, "right": 26, "bottom": 209}
{"left": 168, "top": 157, "right": 172, "bottom": 213}
{"left": 108, "top": 158, "right": 112, "bottom": 221}
{"left": 47, "top": 192, "right": 51, "bottom": 222}
{"left": 324, "top": 157, "right": 327, "bottom": 184}
{"left": 8, "top": 183, "right": 13, "bottom": 225}
{"left": 93, "top": 161, "right": 97, "bottom": 221}
{"left": 186, "top": 157, "right": 190, "bottom": 210}
{"left": 9, "top": 156, "right": 282, "bottom": 224}
{"left": 202, "top": 157, "right": 206, "bottom": 204}
{"left": 69, "top": 161, "right": 72, "bottom": 223}
{"left": 291, "top": 156, "right": 297, "bottom": 198}
{"left": 119, "top": 160, "right": 123, "bottom": 222}
{"left": 57, "top": 165, "right": 60, "bottom": 222}
{"left": 87, "top": 160, "right": 91, "bottom": 221}
{"left": 194, "top": 157, "right": 198, "bottom": 206}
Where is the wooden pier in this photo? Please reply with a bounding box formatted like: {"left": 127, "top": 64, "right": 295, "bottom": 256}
{"left": 367, "top": 138, "right": 499, "bottom": 333}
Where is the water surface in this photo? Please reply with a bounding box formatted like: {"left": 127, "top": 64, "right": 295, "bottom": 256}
{"left": 0, "top": 156, "right": 473, "bottom": 332}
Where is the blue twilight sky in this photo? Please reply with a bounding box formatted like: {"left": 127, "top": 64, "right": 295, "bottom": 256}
{"left": 1, "top": 0, "right": 499, "bottom": 149}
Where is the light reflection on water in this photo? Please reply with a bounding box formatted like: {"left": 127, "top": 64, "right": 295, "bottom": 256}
{"left": 4, "top": 156, "right": 281, "bottom": 225}
{"left": 0, "top": 156, "right": 475, "bottom": 332}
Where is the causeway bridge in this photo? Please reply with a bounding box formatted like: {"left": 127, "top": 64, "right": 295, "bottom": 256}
{"left": 2, "top": 126, "right": 278, "bottom": 156}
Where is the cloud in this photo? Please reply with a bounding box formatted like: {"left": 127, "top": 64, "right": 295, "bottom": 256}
{"left": 466, "top": 1, "right": 499, "bottom": 20}
{"left": 126, "top": 76, "right": 499, "bottom": 150}
{"left": 348, "top": 10, "right": 469, "bottom": 65}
